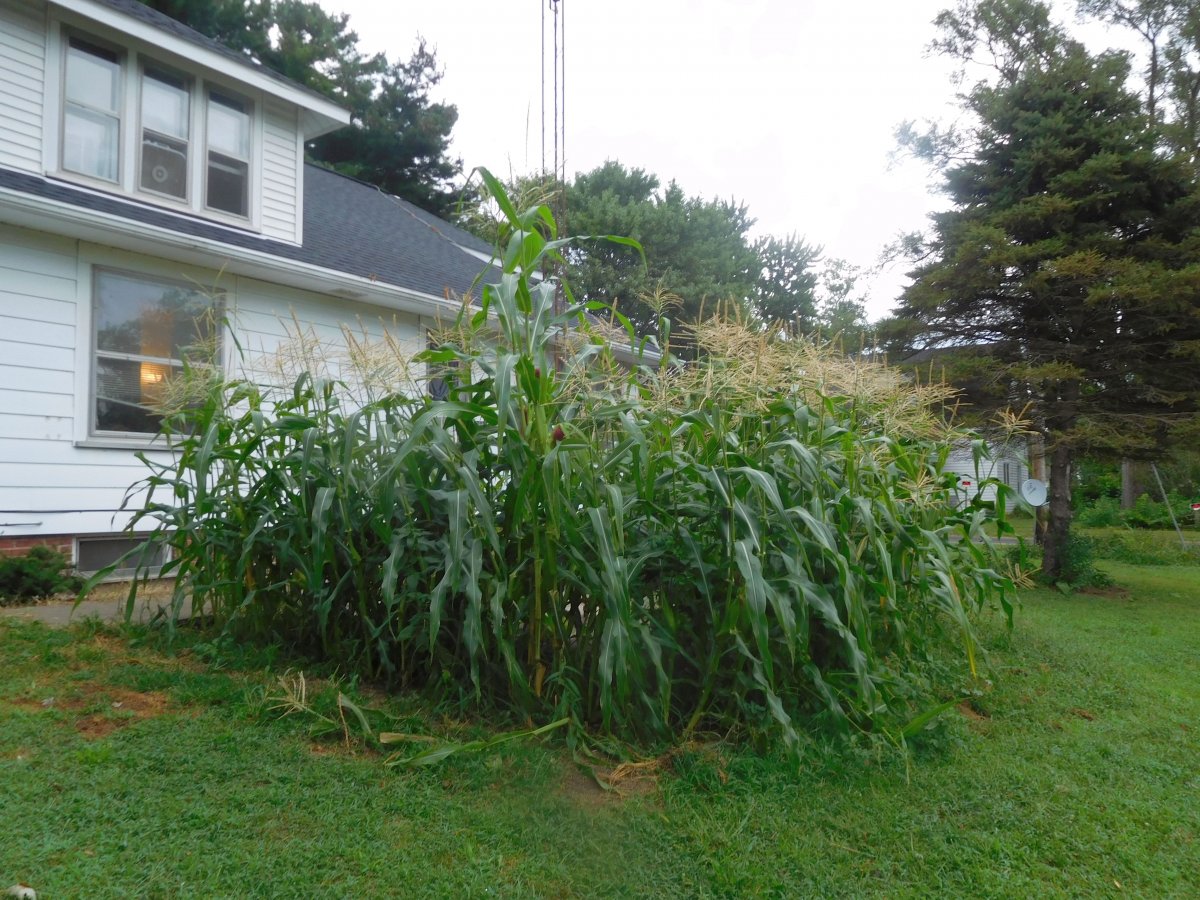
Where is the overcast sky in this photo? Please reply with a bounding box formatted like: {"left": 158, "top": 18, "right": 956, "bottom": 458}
{"left": 319, "top": 1, "right": 1124, "bottom": 320}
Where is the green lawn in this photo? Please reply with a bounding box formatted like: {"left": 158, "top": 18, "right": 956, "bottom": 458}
{"left": 2, "top": 563, "right": 1197, "bottom": 898}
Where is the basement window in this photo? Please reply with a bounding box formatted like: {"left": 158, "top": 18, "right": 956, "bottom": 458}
{"left": 76, "top": 535, "right": 169, "bottom": 577}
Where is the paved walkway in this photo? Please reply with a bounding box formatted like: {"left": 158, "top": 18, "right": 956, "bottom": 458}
{"left": 0, "top": 594, "right": 192, "bottom": 628}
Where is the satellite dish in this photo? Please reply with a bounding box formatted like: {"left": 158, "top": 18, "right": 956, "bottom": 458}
{"left": 1020, "top": 478, "right": 1048, "bottom": 507}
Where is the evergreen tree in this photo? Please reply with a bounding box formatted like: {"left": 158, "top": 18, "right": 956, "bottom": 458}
{"left": 564, "top": 161, "right": 762, "bottom": 347}
{"left": 891, "top": 0, "right": 1200, "bottom": 578}
{"left": 752, "top": 233, "right": 822, "bottom": 329}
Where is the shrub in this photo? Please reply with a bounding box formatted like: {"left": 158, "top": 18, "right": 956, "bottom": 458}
{"left": 1088, "top": 530, "right": 1200, "bottom": 566}
{"left": 1052, "top": 534, "right": 1112, "bottom": 590}
{"left": 109, "top": 172, "right": 1013, "bottom": 753}
{"left": 0, "top": 546, "right": 83, "bottom": 605}
{"left": 1076, "top": 495, "right": 1122, "bottom": 528}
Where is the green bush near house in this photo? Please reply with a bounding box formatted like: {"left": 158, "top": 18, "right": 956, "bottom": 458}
{"left": 0, "top": 546, "right": 83, "bottom": 605}
{"left": 103, "top": 173, "right": 1014, "bottom": 755}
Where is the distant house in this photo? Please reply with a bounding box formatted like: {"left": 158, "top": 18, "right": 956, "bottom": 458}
{"left": 900, "top": 345, "right": 1033, "bottom": 513}
{"left": 0, "top": 0, "right": 497, "bottom": 571}
{"left": 943, "top": 437, "right": 1031, "bottom": 513}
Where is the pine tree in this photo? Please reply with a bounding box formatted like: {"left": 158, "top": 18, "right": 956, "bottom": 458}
{"left": 891, "top": 1, "right": 1200, "bottom": 578}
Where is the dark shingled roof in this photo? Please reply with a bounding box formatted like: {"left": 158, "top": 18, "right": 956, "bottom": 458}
{"left": 0, "top": 165, "right": 497, "bottom": 301}
{"left": 92, "top": 0, "right": 338, "bottom": 110}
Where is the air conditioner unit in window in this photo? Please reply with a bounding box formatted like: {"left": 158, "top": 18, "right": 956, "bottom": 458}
{"left": 141, "top": 136, "right": 187, "bottom": 198}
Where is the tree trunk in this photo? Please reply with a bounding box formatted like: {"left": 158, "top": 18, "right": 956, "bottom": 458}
{"left": 1029, "top": 432, "right": 1047, "bottom": 545}
{"left": 1121, "top": 458, "right": 1137, "bottom": 510}
{"left": 1042, "top": 441, "right": 1073, "bottom": 580}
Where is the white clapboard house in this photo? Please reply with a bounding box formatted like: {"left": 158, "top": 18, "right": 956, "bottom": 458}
{"left": 0, "top": 0, "right": 497, "bottom": 571}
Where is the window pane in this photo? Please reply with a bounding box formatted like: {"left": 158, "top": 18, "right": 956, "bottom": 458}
{"left": 207, "top": 91, "right": 249, "bottom": 158}
{"left": 66, "top": 39, "right": 120, "bottom": 112}
{"left": 141, "top": 133, "right": 188, "bottom": 198}
{"left": 63, "top": 107, "right": 119, "bottom": 181}
{"left": 207, "top": 151, "right": 248, "bottom": 216}
{"left": 94, "top": 357, "right": 180, "bottom": 434}
{"left": 95, "top": 271, "right": 213, "bottom": 358}
{"left": 142, "top": 68, "right": 189, "bottom": 139}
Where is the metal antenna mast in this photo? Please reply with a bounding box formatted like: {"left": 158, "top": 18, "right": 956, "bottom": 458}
{"left": 544, "top": 0, "right": 565, "bottom": 229}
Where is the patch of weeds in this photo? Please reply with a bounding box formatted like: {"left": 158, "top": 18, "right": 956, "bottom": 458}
{"left": 1089, "top": 530, "right": 1200, "bottom": 566}
{"left": 74, "top": 743, "right": 114, "bottom": 765}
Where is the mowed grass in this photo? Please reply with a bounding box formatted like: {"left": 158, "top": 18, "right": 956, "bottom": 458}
{"left": 1, "top": 563, "right": 1197, "bottom": 898}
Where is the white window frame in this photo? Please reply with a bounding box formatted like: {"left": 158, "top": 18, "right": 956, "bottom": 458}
{"left": 59, "top": 34, "right": 124, "bottom": 185}
{"left": 47, "top": 19, "right": 261, "bottom": 231}
{"left": 73, "top": 248, "right": 231, "bottom": 450}
{"left": 136, "top": 62, "right": 193, "bottom": 205}
{"left": 74, "top": 533, "right": 172, "bottom": 579}
{"left": 88, "top": 266, "right": 222, "bottom": 442}
{"left": 203, "top": 87, "right": 254, "bottom": 219}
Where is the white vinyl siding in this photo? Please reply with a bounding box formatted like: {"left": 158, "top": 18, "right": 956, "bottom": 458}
{"left": 0, "top": 224, "right": 421, "bottom": 541}
{"left": 0, "top": 3, "right": 310, "bottom": 242}
{"left": 231, "top": 276, "right": 424, "bottom": 395}
{"left": 943, "top": 443, "right": 1029, "bottom": 513}
{"left": 260, "top": 99, "right": 300, "bottom": 242}
{"left": 0, "top": 0, "right": 47, "bottom": 172}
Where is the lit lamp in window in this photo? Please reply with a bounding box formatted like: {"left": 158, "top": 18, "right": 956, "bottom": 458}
{"left": 139, "top": 361, "right": 169, "bottom": 407}
{"left": 140, "top": 361, "right": 167, "bottom": 385}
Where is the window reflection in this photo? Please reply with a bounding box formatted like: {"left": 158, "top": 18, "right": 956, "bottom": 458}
{"left": 93, "top": 270, "right": 216, "bottom": 435}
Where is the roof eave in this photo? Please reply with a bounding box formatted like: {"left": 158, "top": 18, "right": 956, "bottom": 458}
{"left": 0, "top": 185, "right": 460, "bottom": 319}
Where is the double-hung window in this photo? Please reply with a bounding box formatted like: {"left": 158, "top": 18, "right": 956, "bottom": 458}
{"left": 206, "top": 90, "right": 251, "bottom": 217}
{"left": 139, "top": 66, "right": 190, "bottom": 200}
{"left": 62, "top": 37, "right": 121, "bottom": 182}
{"left": 57, "top": 31, "right": 255, "bottom": 224}
{"left": 92, "top": 269, "right": 216, "bottom": 438}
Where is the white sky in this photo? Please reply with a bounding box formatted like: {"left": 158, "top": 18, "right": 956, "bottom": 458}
{"left": 320, "top": 1, "right": 1130, "bottom": 320}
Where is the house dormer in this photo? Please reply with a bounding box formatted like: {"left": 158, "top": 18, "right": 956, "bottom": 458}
{"left": 1, "top": 0, "right": 350, "bottom": 244}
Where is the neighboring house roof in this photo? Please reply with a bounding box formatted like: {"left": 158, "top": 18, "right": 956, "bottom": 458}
{"left": 0, "top": 165, "right": 498, "bottom": 302}
{"left": 90, "top": 0, "right": 337, "bottom": 112}
{"left": 900, "top": 343, "right": 1001, "bottom": 367}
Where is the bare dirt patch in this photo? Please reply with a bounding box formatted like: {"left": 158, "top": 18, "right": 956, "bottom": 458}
{"left": 561, "top": 758, "right": 664, "bottom": 808}
{"left": 4, "top": 578, "right": 177, "bottom": 608}
{"left": 958, "top": 701, "right": 991, "bottom": 722}
{"left": 74, "top": 688, "right": 170, "bottom": 739}
{"left": 1077, "top": 585, "right": 1131, "bottom": 598}
{"left": 9, "top": 682, "right": 173, "bottom": 738}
